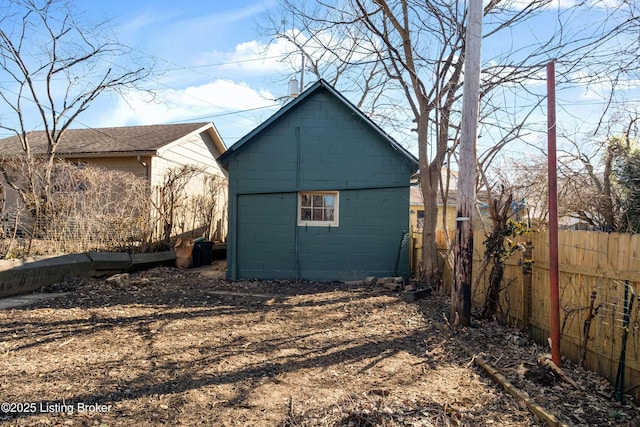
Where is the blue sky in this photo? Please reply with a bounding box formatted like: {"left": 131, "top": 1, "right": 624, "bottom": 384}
{"left": 88, "top": 0, "right": 640, "bottom": 157}
{"left": 73, "top": 0, "right": 289, "bottom": 145}
{"left": 1, "top": 0, "right": 638, "bottom": 158}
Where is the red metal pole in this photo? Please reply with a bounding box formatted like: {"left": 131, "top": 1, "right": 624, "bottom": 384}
{"left": 547, "top": 61, "right": 562, "bottom": 367}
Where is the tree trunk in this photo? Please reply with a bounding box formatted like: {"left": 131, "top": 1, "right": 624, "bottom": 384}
{"left": 482, "top": 259, "right": 503, "bottom": 319}
{"left": 415, "top": 107, "right": 443, "bottom": 287}
{"left": 420, "top": 173, "right": 441, "bottom": 287}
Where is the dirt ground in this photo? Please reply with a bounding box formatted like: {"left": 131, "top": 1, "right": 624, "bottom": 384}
{"left": 0, "top": 261, "right": 639, "bottom": 426}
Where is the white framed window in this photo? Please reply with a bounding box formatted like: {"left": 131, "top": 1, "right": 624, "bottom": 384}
{"left": 298, "top": 191, "right": 339, "bottom": 227}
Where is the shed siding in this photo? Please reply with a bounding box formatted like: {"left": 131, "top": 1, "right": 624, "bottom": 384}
{"left": 227, "top": 91, "right": 411, "bottom": 193}
{"left": 235, "top": 193, "right": 297, "bottom": 279}
{"left": 297, "top": 187, "right": 410, "bottom": 281}
{"left": 226, "top": 86, "right": 414, "bottom": 281}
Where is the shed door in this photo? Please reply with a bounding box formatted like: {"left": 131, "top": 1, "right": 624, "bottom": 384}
{"left": 236, "top": 193, "right": 297, "bottom": 280}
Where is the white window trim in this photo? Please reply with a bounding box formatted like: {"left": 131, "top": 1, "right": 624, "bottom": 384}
{"left": 297, "top": 191, "right": 339, "bottom": 227}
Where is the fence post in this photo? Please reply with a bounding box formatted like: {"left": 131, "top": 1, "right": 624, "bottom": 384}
{"left": 521, "top": 241, "right": 533, "bottom": 333}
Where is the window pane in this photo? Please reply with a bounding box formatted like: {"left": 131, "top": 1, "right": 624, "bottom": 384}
{"left": 313, "top": 195, "right": 323, "bottom": 207}
{"left": 324, "top": 195, "right": 334, "bottom": 207}
{"left": 301, "top": 208, "right": 311, "bottom": 220}
{"left": 312, "top": 208, "right": 323, "bottom": 221}
{"left": 325, "top": 208, "right": 334, "bottom": 221}
{"left": 301, "top": 195, "right": 311, "bottom": 207}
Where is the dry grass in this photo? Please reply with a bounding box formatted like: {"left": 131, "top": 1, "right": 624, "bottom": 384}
{"left": 0, "top": 266, "right": 542, "bottom": 426}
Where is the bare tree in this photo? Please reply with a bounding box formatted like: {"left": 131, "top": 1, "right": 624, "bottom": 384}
{"left": 259, "top": 2, "right": 413, "bottom": 141}
{"left": 262, "top": 0, "right": 640, "bottom": 297}
{"left": 190, "top": 174, "right": 227, "bottom": 242}
{"left": 559, "top": 140, "right": 617, "bottom": 231}
{"left": 0, "top": 0, "right": 151, "bottom": 241}
{"left": 567, "top": 112, "right": 640, "bottom": 232}
{"left": 152, "top": 165, "right": 206, "bottom": 244}
{"left": 491, "top": 157, "right": 549, "bottom": 228}
{"left": 488, "top": 110, "right": 640, "bottom": 235}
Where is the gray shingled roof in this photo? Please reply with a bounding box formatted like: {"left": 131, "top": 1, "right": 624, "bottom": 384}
{"left": 0, "top": 122, "right": 213, "bottom": 156}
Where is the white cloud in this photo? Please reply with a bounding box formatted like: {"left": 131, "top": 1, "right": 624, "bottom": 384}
{"left": 197, "top": 37, "right": 295, "bottom": 76}
{"left": 92, "top": 79, "right": 279, "bottom": 141}
{"left": 194, "top": 26, "right": 380, "bottom": 78}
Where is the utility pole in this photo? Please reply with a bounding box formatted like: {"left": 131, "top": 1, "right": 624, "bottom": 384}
{"left": 452, "top": 0, "right": 483, "bottom": 326}
{"left": 547, "top": 61, "right": 562, "bottom": 366}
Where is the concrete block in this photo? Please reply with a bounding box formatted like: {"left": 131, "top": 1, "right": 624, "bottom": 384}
{"left": 0, "top": 253, "right": 92, "bottom": 298}
{"left": 403, "top": 287, "right": 432, "bottom": 302}
{"left": 87, "top": 251, "right": 131, "bottom": 274}
{"left": 14, "top": 253, "right": 92, "bottom": 270}
{"left": 0, "top": 256, "right": 52, "bottom": 272}
{"left": 128, "top": 251, "right": 176, "bottom": 272}
{"left": 0, "top": 250, "right": 183, "bottom": 299}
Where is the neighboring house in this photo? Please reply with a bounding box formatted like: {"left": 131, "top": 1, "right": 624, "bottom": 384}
{"left": 0, "top": 122, "right": 228, "bottom": 242}
{"left": 409, "top": 178, "right": 490, "bottom": 232}
{"left": 219, "top": 79, "right": 418, "bottom": 282}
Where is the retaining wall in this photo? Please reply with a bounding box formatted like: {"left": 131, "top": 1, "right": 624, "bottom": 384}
{"left": 0, "top": 251, "right": 176, "bottom": 298}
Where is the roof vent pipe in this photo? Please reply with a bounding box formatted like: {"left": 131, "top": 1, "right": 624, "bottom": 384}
{"left": 289, "top": 77, "right": 299, "bottom": 98}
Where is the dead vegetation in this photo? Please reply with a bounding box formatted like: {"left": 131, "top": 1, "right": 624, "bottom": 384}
{"left": 1, "top": 161, "right": 226, "bottom": 258}
{"left": 0, "top": 263, "right": 638, "bottom": 426}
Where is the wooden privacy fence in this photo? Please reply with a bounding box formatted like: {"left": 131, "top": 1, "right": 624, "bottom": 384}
{"left": 412, "top": 229, "right": 640, "bottom": 399}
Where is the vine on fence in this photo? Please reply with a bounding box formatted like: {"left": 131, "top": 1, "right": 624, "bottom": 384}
{"left": 481, "top": 191, "right": 536, "bottom": 320}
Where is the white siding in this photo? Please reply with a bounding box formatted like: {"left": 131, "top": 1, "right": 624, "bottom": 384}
{"left": 150, "top": 133, "right": 228, "bottom": 242}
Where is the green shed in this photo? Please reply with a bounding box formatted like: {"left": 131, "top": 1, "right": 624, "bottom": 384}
{"left": 219, "top": 80, "right": 418, "bottom": 282}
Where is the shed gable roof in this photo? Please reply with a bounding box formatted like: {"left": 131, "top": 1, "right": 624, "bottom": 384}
{"left": 0, "top": 122, "right": 226, "bottom": 157}
{"left": 219, "top": 79, "right": 418, "bottom": 169}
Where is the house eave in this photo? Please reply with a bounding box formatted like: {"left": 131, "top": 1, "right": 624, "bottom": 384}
{"left": 55, "top": 151, "right": 158, "bottom": 159}
{"left": 156, "top": 122, "right": 227, "bottom": 158}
